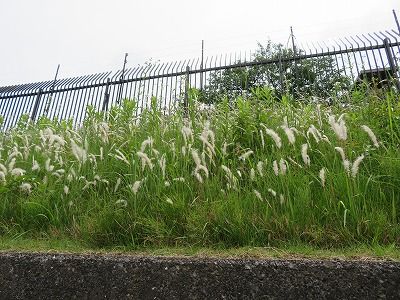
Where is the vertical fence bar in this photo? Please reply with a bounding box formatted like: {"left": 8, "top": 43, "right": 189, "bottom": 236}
{"left": 30, "top": 88, "right": 43, "bottom": 122}
{"left": 184, "top": 66, "right": 190, "bottom": 116}
{"left": 383, "top": 38, "right": 400, "bottom": 90}
{"left": 102, "top": 78, "right": 111, "bottom": 112}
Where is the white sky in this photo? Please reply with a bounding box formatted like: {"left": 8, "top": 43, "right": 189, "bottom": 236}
{"left": 0, "top": 0, "right": 399, "bottom": 86}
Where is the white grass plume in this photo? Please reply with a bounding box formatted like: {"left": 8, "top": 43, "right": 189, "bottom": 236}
{"left": 306, "top": 125, "right": 322, "bottom": 143}
{"left": 114, "top": 178, "right": 121, "bottom": 193}
{"left": 181, "top": 126, "right": 193, "bottom": 145}
{"left": 0, "top": 171, "right": 5, "bottom": 183}
{"left": 239, "top": 150, "right": 253, "bottom": 161}
{"left": 301, "top": 144, "right": 311, "bottom": 166}
{"left": 319, "top": 168, "right": 326, "bottom": 187}
{"left": 257, "top": 161, "right": 264, "bottom": 177}
{"left": 335, "top": 147, "right": 346, "bottom": 161}
{"left": 267, "top": 188, "right": 277, "bottom": 197}
{"left": 45, "top": 158, "right": 54, "bottom": 172}
{"left": 273, "top": 160, "right": 279, "bottom": 176}
{"left": 159, "top": 154, "right": 166, "bottom": 178}
{"left": 361, "top": 125, "right": 379, "bottom": 148}
{"left": 71, "top": 140, "right": 87, "bottom": 164}
{"left": 351, "top": 154, "right": 365, "bottom": 178}
{"left": 253, "top": 189, "right": 263, "bottom": 201}
{"left": 250, "top": 168, "right": 256, "bottom": 181}
{"left": 0, "top": 163, "right": 8, "bottom": 175}
{"left": 328, "top": 115, "right": 347, "bottom": 141}
{"left": 20, "top": 182, "right": 32, "bottom": 194}
{"left": 115, "top": 149, "right": 130, "bottom": 165}
{"left": 264, "top": 127, "right": 282, "bottom": 149}
{"left": 191, "top": 149, "right": 202, "bottom": 166}
{"left": 130, "top": 180, "right": 142, "bottom": 194}
{"left": 140, "top": 137, "right": 153, "bottom": 152}
{"left": 194, "top": 171, "right": 203, "bottom": 183}
{"left": 281, "top": 126, "right": 296, "bottom": 145}
{"left": 195, "top": 164, "right": 209, "bottom": 178}
{"left": 11, "top": 168, "right": 25, "bottom": 177}
{"left": 279, "top": 158, "right": 287, "bottom": 175}
{"left": 259, "top": 129, "right": 265, "bottom": 149}
{"left": 137, "top": 151, "right": 154, "bottom": 171}
{"left": 173, "top": 177, "right": 185, "bottom": 182}
{"left": 8, "top": 158, "right": 16, "bottom": 172}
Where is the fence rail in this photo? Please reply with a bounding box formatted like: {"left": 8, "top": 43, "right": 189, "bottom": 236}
{"left": 0, "top": 29, "right": 399, "bottom": 130}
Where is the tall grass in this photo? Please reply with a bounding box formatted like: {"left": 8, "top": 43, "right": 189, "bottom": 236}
{"left": 0, "top": 90, "right": 399, "bottom": 249}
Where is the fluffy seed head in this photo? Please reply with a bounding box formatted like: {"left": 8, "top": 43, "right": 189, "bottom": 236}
{"left": 159, "top": 154, "right": 166, "bottom": 178}
{"left": 20, "top": 182, "right": 32, "bottom": 194}
{"left": 329, "top": 115, "right": 347, "bottom": 141}
{"left": 130, "top": 180, "right": 142, "bottom": 194}
{"left": 195, "top": 164, "right": 209, "bottom": 178}
{"left": 173, "top": 177, "right": 185, "bottom": 182}
{"left": 253, "top": 189, "right": 263, "bottom": 201}
{"left": 301, "top": 144, "right": 311, "bottom": 166}
{"left": 45, "top": 158, "right": 54, "bottom": 172}
{"left": 279, "top": 158, "right": 287, "bottom": 175}
{"left": 282, "top": 126, "right": 296, "bottom": 145}
{"left": 140, "top": 137, "right": 153, "bottom": 152}
{"left": 267, "top": 188, "right": 277, "bottom": 197}
{"left": 335, "top": 147, "right": 346, "bottom": 161}
{"left": 307, "top": 125, "right": 322, "bottom": 143}
{"left": 351, "top": 154, "right": 365, "bottom": 178}
{"left": 114, "top": 178, "right": 121, "bottom": 193}
{"left": 250, "top": 168, "right": 256, "bottom": 181}
{"left": 259, "top": 129, "right": 265, "bottom": 149}
{"left": 32, "top": 159, "right": 40, "bottom": 171}
{"left": 0, "top": 171, "right": 5, "bottom": 182}
{"left": 264, "top": 128, "right": 282, "bottom": 149}
{"left": 0, "top": 163, "right": 8, "bottom": 175}
{"left": 343, "top": 160, "right": 351, "bottom": 174}
{"left": 361, "top": 125, "right": 379, "bottom": 148}
{"left": 257, "top": 161, "right": 264, "bottom": 177}
{"left": 279, "top": 194, "right": 285, "bottom": 204}
{"left": 191, "top": 149, "right": 202, "bottom": 166}
{"left": 273, "top": 160, "right": 279, "bottom": 176}
{"left": 11, "top": 168, "right": 25, "bottom": 177}
{"left": 194, "top": 171, "right": 203, "bottom": 183}
{"left": 239, "top": 150, "right": 253, "bottom": 161}
{"left": 137, "top": 151, "right": 154, "bottom": 171}
{"left": 319, "top": 168, "right": 326, "bottom": 187}
{"left": 8, "top": 158, "right": 16, "bottom": 172}
{"left": 115, "top": 149, "right": 130, "bottom": 165}
{"left": 115, "top": 199, "right": 128, "bottom": 207}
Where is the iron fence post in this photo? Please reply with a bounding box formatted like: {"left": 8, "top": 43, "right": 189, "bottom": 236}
{"left": 383, "top": 38, "right": 400, "bottom": 90}
{"left": 278, "top": 53, "right": 284, "bottom": 96}
{"left": 184, "top": 66, "right": 190, "bottom": 116}
{"left": 200, "top": 40, "right": 204, "bottom": 91}
{"left": 102, "top": 78, "right": 111, "bottom": 112}
{"left": 30, "top": 88, "right": 43, "bottom": 122}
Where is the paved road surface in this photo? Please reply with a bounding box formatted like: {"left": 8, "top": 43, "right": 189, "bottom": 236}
{"left": 0, "top": 252, "right": 399, "bottom": 299}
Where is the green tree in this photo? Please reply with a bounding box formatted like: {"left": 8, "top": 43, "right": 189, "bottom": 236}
{"left": 200, "top": 41, "right": 351, "bottom": 103}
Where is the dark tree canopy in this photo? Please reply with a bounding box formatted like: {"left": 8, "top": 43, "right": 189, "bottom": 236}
{"left": 199, "top": 41, "right": 351, "bottom": 103}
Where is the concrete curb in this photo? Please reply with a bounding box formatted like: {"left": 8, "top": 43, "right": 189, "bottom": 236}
{"left": 0, "top": 252, "right": 399, "bottom": 299}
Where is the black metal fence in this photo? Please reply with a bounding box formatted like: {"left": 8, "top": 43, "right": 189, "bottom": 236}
{"left": 0, "top": 29, "right": 399, "bottom": 131}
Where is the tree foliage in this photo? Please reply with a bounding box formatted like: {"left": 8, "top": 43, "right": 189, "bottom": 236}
{"left": 199, "top": 41, "right": 351, "bottom": 103}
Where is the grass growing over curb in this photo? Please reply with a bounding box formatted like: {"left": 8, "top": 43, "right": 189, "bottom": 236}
{"left": 0, "top": 89, "right": 399, "bottom": 251}
{"left": 1, "top": 235, "right": 400, "bottom": 261}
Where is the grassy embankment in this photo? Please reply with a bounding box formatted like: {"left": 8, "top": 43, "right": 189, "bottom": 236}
{"left": 0, "top": 89, "right": 399, "bottom": 258}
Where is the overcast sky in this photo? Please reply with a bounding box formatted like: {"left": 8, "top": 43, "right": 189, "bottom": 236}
{"left": 0, "top": 0, "right": 399, "bottom": 86}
